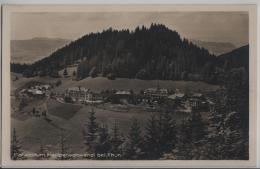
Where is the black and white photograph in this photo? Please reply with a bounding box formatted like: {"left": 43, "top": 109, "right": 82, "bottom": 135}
{"left": 1, "top": 4, "right": 258, "bottom": 168}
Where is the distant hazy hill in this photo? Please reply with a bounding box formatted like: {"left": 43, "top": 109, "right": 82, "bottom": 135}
{"left": 11, "top": 37, "right": 71, "bottom": 64}
{"left": 191, "top": 39, "right": 236, "bottom": 56}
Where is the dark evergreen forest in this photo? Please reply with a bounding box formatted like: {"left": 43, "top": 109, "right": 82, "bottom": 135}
{"left": 11, "top": 24, "right": 249, "bottom": 85}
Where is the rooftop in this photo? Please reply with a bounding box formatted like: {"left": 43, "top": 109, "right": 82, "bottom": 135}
{"left": 145, "top": 88, "right": 168, "bottom": 93}
{"left": 67, "top": 87, "right": 89, "bottom": 92}
{"left": 115, "top": 90, "right": 131, "bottom": 95}
{"left": 192, "top": 93, "right": 203, "bottom": 97}
{"left": 168, "top": 93, "right": 185, "bottom": 100}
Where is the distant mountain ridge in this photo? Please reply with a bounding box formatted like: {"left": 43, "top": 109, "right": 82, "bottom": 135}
{"left": 190, "top": 39, "right": 236, "bottom": 56}
{"left": 11, "top": 37, "right": 71, "bottom": 64}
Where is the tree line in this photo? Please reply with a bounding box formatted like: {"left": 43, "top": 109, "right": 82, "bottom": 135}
{"left": 11, "top": 107, "right": 248, "bottom": 160}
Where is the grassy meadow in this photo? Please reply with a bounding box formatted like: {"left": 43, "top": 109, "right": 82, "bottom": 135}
{"left": 11, "top": 73, "right": 219, "bottom": 154}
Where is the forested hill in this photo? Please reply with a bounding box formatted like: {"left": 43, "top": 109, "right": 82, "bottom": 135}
{"left": 216, "top": 45, "right": 249, "bottom": 71}
{"left": 190, "top": 39, "right": 236, "bottom": 56}
{"left": 11, "top": 24, "right": 248, "bottom": 83}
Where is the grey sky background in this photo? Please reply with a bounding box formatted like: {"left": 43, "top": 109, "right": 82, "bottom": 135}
{"left": 11, "top": 12, "right": 249, "bottom": 47}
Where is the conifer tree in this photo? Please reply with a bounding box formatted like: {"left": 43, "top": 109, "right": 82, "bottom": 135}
{"left": 110, "top": 120, "right": 123, "bottom": 158}
{"left": 222, "top": 111, "right": 245, "bottom": 159}
{"left": 187, "top": 110, "right": 207, "bottom": 159}
{"left": 124, "top": 118, "right": 144, "bottom": 159}
{"left": 174, "top": 119, "right": 193, "bottom": 160}
{"left": 95, "top": 124, "right": 111, "bottom": 156}
{"left": 11, "top": 128, "right": 25, "bottom": 160}
{"left": 188, "top": 110, "right": 207, "bottom": 144}
{"left": 84, "top": 108, "right": 99, "bottom": 154}
{"left": 144, "top": 114, "right": 160, "bottom": 159}
{"left": 224, "top": 68, "right": 249, "bottom": 159}
{"left": 159, "top": 110, "right": 177, "bottom": 154}
{"left": 206, "top": 89, "right": 227, "bottom": 160}
{"left": 57, "top": 130, "right": 70, "bottom": 160}
{"left": 206, "top": 85, "right": 247, "bottom": 160}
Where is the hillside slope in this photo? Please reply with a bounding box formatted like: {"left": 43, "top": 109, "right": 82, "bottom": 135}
{"left": 11, "top": 24, "right": 249, "bottom": 84}
{"left": 216, "top": 45, "right": 249, "bottom": 71}
{"left": 12, "top": 24, "right": 216, "bottom": 81}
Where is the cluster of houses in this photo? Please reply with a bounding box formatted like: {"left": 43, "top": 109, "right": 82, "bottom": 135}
{"left": 19, "top": 84, "right": 51, "bottom": 98}
{"left": 63, "top": 85, "right": 215, "bottom": 113}
{"left": 167, "top": 92, "right": 210, "bottom": 113}
{"left": 142, "top": 86, "right": 208, "bottom": 111}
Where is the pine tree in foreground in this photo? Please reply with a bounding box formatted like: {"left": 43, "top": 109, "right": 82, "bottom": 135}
{"left": 189, "top": 110, "right": 207, "bottom": 144}
{"left": 158, "top": 110, "right": 177, "bottom": 154}
{"left": 221, "top": 111, "right": 247, "bottom": 160}
{"left": 205, "top": 86, "right": 248, "bottom": 160}
{"left": 187, "top": 110, "right": 208, "bottom": 159}
{"left": 110, "top": 120, "right": 123, "bottom": 159}
{"left": 206, "top": 89, "right": 228, "bottom": 160}
{"left": 144, "top": 114, "right": 160, "bottom": 159}
{"left": 57, "top": 130, "right": 71, "bottom": 160}
{"left": 11, "top": 128, "right": 25, "bottom": 160}
{"left": 173, "top": 119, "right": 193, "bottom": 160}
{"left": 223, "top": 68, "right": 249, "bottom": 160}
{"left": 124, "top": 118, "right": 144, "bottom": 159}
{"left": 95, "top": 124, "right": 111, "bottom": 158}
{"left": 84, "top": 108, "right": 99, "bottom": 155}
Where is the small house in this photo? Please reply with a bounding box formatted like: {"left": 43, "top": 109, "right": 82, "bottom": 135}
{"left": 191, "top": 93, "right": 204, "bottom": 99}
{"left": 168, "top": 93, "right": 186, "bottom": 101}
{"left": 144, "top": 87, "right": 168, "bottom": 99}
{"left": 65, "top": 87, "right": 90, "bottom": 101}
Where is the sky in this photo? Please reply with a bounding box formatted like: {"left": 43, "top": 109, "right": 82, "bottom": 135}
{"left": 11, "top": 12, "right": 249, "bottom": 47}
